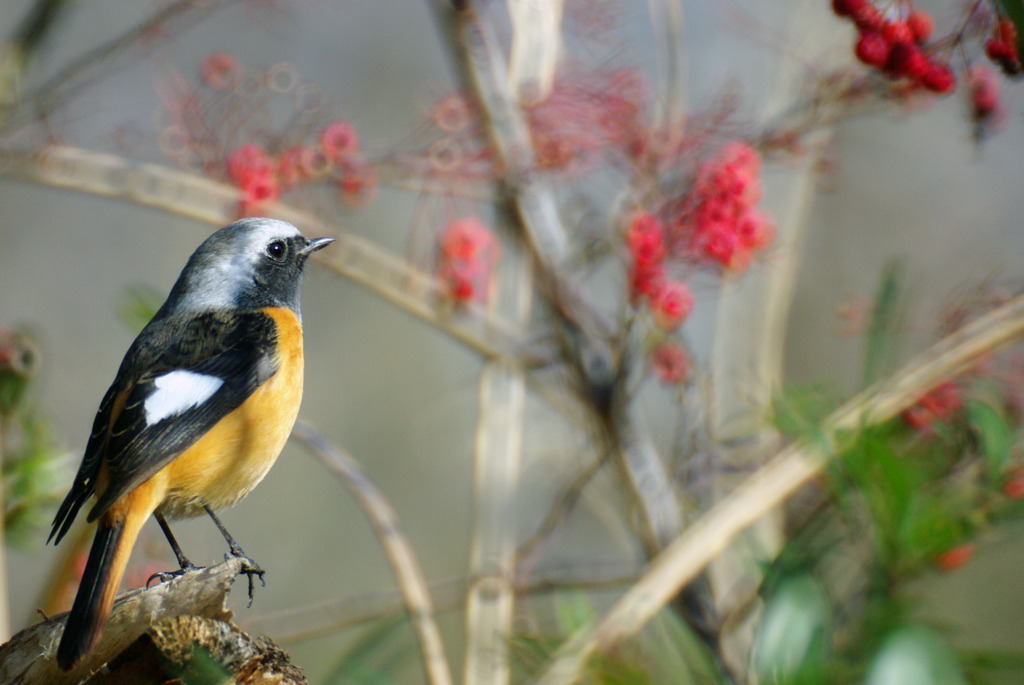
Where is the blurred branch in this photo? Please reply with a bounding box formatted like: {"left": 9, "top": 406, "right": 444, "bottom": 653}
{"left": 243, "top": 560, "right": 641, "bottom": 645}
{"left": 464, "top": 250, "right": 533, "bottom": 682}
{"left": 1, "top": 0, "right": 231, "bottom": 129}
{"left": 291, "top": 421, "right": 453, "bottom": 685}
{"left": 645, "top": 0, "right": 687, "bottom": 152}
{"left": 0, "top": 145, "right": 521, "bottom": 361}
{"left": 533, "top": 292, "right": 1024, "bottom": 685}
{"left": 507, "top": 0, "right": 564, "bottom": 103}
{"left": 0, "top": 0, "right": 70, "bottom": 107}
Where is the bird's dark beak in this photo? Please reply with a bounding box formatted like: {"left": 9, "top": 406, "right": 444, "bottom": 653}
{"left": 301, "top": 236, "right": 336, "bottom": 256}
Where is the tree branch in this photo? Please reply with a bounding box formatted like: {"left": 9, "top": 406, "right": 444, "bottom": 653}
{"left": 0, "top": 557, "right": 248, "bottom": 684}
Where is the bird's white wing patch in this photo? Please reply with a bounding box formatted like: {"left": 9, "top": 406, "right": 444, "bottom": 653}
{"left": 144, "top": 370, "right": 224, "bottom": 425}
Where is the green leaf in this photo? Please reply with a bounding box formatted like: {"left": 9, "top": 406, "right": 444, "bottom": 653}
{"left": 771, "top": 382, "right": 842, "bottom": 439}
{"left": 967, "top": 399, "right": 1012, "bottom": 481}
{"left": 842, "top": 429, "right": 917, "bottom": 558}
{"left": 865, "top": 626, "right": 967, "bottom": 685}
{"left": 752, "top": 574, "right": 831, "bottom": 683}
{"left": 863, "top": 259, "right": 907, "bottom": 388}
{"left": 639, "top": 609, "right": 719, "bottom": 684}
{"left": 553, "top": 591, "right": 598, "bottom": 634}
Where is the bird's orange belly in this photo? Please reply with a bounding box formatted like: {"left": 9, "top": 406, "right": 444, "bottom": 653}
{"left": 155, "top": 307, "right": 304, "bottom": 519}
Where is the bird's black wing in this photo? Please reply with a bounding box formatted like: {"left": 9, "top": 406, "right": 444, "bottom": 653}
{"left": 49, "top": 310, "right": 279, "bottom": 543}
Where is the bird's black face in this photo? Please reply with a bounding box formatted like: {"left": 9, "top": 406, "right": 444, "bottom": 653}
{"left": 245, "top": 233, "right": 334, "bottom": 311}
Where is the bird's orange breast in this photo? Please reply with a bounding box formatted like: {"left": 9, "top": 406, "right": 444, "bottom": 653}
{"left": 154, "top": 307, "right": 304, "bottom": 519}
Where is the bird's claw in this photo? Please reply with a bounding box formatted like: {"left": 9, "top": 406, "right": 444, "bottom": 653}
{"left": 146, "top": 562, "right": 204, "bottom": 588}
{"left": 227, "top": 551, "right": 266, "bottom": 607}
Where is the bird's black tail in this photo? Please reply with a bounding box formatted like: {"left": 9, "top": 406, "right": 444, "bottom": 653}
{"left": 56, "top": 521, "right": 126, "bottom": 671}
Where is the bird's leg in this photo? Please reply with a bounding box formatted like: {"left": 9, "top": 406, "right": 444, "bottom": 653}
{"left": 204, "top": 505, "right": 265, "bottom": 605}
{"left": 147, "top": 513, "right": 204, "bottom": 586}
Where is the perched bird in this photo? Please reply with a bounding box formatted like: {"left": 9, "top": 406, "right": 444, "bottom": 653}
{"left": 49, "top": 217, "right": 334, "bottom": 670}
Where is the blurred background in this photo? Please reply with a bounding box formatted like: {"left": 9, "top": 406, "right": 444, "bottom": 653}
{"left": 0, "top": 1, "right": 1022, "bottom": 682}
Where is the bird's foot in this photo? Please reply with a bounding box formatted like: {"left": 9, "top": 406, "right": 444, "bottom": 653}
{"left": 227, "top": 549, "right": 266, "bottom": 606}
{"left": 146, "top": 561, "right": 205, "bottom": 587}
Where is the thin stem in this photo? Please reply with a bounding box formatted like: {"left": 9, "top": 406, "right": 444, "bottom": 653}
{"left": 241, "top": 560, "right": 641, "bottom": 645}
{"left": 3, "top": 0, "right": 232, "bottom": 129}
{"left": 292, "top": 422, "right": 454, "bottom": 685}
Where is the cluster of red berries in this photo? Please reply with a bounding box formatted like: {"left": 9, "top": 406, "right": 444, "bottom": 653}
{"left": 832, "top": 0, "right": 955, "bottom": 93}
{"left": 900, "top": 381, "right": 963, "bottom": 431}
{"left": 625, "top": 211, "right": 695, "bottom": 333}
{"left": 225, "top": 120, "right": 376, "bottom": 217}
{"left": 436, "top": 217, "right": 501, "bottom": 304}
{"left": 984, "top": 16, "right": 1022, "bottom": 76}
{"left": 669, "top": 141, "right": 775, "bottom": 272}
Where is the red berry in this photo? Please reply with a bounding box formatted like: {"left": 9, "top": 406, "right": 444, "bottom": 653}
{"left": 882, "top": 21, "right": 914, "bottom": 45}
{"left": 831, "top": 0, "right": 866, "bottom": 18}
{"left": 736, "top": 209, "right": 774, "bottom": 250}
{"left": 437, "top": 217, "right": 500, "bottom": 304}
{"left": 886, "top": 41, "right": 928, "bottom": 79}
{"left": 920, "top": 62, "right": 955, "bottom": 94}
{"left": 969, "top": 66, "right": 1001, "bottom": 117}
{"left": 986, "top": 37, "right": 1017, "bottom": 62}
{"left": 918, "top": 382, "right": 962, "bottom": 419}
{"left": 1003, "top": 477, "right": 1024, "bottom": 500}
{"left": 650, "top": 280, "right": 694, "bottom": 332}
{"left": 695, "top": 224, "right": 740, "bottom": 268}
{"left": 996, "top": 17, "right": 1018, "bottom": 45}
{"left": 901, "top": 405, "right": 934, "bottom": 430}
{"left": 852, "top": 5, "right": 885, "bottom": 32}
{"left": 626, "top": 212, "right": 666, "bottom": 266}
{"left": 629, "top": 261, "right": 665, "bottom": 306}
{"left": 906, "top": 11, "right": 933, "bottom": 43}
{"left": 855, "top": 32, "right": 890, "bottom": 67}
{"left": 935, "top": 544, "right": 975, "bottom": 572}
{"left": 651, "top": 344, "right": 689, "bottom": 385}
{"left": 321, "top": 121, "right": 360, "bottom": 163}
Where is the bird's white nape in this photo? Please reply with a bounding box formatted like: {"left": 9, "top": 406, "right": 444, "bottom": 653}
{"left": 144, "top": 370, "right": 224, "bottom": 425}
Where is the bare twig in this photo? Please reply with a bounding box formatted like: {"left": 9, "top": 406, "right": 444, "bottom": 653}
{"left": 464, "top": 248, "right": 533, "bottom": 683}
{"left": 645, "top": 0, "right": 687, "bottom": 151}
{"left": 532, "top": 292, "right": 1024, "bottom": 685}
{"left": 242, "top": 560, "right": 642, "bottom": 645}
{"left": 507, "top": 0, "right": 565, "bottom": 104}
{"left": 2, "top": 0, "right": 232, "bottom": 129}
{"left": 291, "top": 421, "right": 453, "bottom": 685}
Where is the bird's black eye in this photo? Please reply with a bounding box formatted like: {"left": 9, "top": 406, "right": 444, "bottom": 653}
{"left": 266, "top": 240, "right": 287, "bottom": 260}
